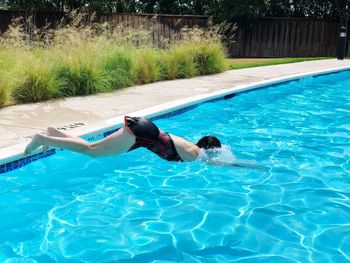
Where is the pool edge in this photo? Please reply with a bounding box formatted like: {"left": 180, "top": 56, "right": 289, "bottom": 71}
{"left": 1, "top": 65, "right": 350, "bottom": 173}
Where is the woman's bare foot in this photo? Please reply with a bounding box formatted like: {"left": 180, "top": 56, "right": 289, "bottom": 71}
{"left": 24, "top": 134, "right": 45, "bottom": 155}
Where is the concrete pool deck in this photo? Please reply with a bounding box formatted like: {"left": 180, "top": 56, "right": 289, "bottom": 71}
{"left": 1, "top": 59, "right": 350, "bottom": 150}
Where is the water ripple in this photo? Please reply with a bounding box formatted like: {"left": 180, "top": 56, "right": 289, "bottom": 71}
{"left": 2, "top": 71, "right": 350, "bottom": 262}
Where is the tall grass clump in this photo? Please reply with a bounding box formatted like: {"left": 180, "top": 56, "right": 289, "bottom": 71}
{"left": 0, "top": 75, "right": 11, "bottom": 106}
{"left": 12, "top": 62, "right": 57, "bottom": 103}
{"left": 54, "top": 62, "right": 111, "bottom": 97}
{"left": 167, "top": 44, "right": 198, "bottom": 78}
{"left": 193, "top": 43, "right": 226, "bottom": 74}
{"left": 179, "top": 26, "right": 227, "bottom": 75}
{"left": 101, "top": 49, "right": 134, "bottom": 89}
{"left": 0, "top": 12, "right": 229, "bottom": 106}
{"left": 133, "top": 49, "right": 162, "bottom": 84}
{"left": 158, "top": 53, "right": 178, "bottom": 80}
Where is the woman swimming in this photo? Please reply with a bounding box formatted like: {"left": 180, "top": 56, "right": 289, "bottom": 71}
{"left": 25, "top": 116, "right": 266, "bottom": 170}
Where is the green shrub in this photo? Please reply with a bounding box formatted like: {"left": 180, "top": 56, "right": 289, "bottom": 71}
{"left": 0, "top": 78, "right": 11, "bottom": 107}
{"left": 101, "top": 49, "right": 134, "bottom": 89}
{"left": 159, "top": 42, "right": 225, "bottom": 79}
{"left": 169, "top": 44, "right": 198, "bottom": 78}
{"left": 133, "top": 49, "right": 162, "bottom": 84}
{"left": 159, "top": 53, "right": 178, "bottom": 80}
{"left": 0, "top": 13, "right": 228, "bottom": 106}
{"left": 54, "top": 62, "right": 110, "bottom": 97}
{"left": 0, "top": 49, "right": 20, "bottom": 106}
{"left": 0, "top": 49, "right": 16, "bottom": 72}
{"left": 12, "top": 66, "right": 57, "bottom": 104}
{"left": 193, "top": 42, "right": 227, "bottom": 74}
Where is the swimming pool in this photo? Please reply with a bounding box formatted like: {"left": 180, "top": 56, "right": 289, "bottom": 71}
{"left": 1, "top": 69, "right": 350, "bottom": 262}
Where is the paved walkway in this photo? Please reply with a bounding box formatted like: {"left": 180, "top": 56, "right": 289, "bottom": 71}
{"left": 1, "top": 59, "right": 350, "bottom": 148}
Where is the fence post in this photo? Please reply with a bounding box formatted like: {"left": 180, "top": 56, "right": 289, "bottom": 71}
{"left": 337, "top": 26, "right": 347, "bottom": 59}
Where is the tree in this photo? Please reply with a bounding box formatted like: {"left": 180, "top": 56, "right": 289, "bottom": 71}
{"left": 0, "top": 0, "right": 59, "bottom": 10}
{"left": 212, "top": 0, "right": 267, "bottom": 22}
{"left": 0, "top": 0, "right": 348, "bottom": 22}
{"left": 335, "top": 0, "right": 350, "bottom": 26}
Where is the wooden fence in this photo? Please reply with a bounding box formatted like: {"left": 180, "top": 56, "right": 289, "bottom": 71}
{"left": 0, "top": 10, "right": 210, "bottom": 46}
{"left": 97, "top": 13, "right": 209, "bottom": 46}
{"left": 0, "top": 10, "right": 346, "bottom": 57}
{"left": 229, "top": 17, "right": 343, "bottom": 57}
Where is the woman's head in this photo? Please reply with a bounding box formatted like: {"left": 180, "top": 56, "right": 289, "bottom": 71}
{"left": 196, "top": 136, "right": 221, "bottom": 150}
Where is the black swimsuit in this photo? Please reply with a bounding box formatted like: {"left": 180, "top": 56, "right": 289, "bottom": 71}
{"left": 124, "top": 116, "right": 183, "bottom": 162}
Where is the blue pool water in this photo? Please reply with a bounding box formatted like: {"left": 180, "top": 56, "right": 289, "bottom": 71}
{"left": 1, "top": 70, "right": 350, "bottom": 262}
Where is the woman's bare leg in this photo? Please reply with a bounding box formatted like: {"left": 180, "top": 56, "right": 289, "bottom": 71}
{"left": 24, "top": 127, "right": 135, "bottom": 157}
{"left": 47, "top": 126, "right": 86, "bottom": 142}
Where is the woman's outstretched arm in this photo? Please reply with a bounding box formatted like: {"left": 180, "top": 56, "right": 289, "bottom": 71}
{"left": 205, "top": 159, "right": 268, "bottom": 171}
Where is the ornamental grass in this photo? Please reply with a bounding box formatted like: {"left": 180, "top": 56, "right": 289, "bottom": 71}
{"left": 0, "top": 12, "right": 227, "bottom": 107}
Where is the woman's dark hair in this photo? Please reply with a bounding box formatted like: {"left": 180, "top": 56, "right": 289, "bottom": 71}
{"left": 196, "top": 136, "right": 221, "bottom": 150}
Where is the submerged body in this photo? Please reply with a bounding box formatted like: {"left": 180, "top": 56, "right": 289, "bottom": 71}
{"left": 124, "top": 116, "right": 198, "bottom": 162}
